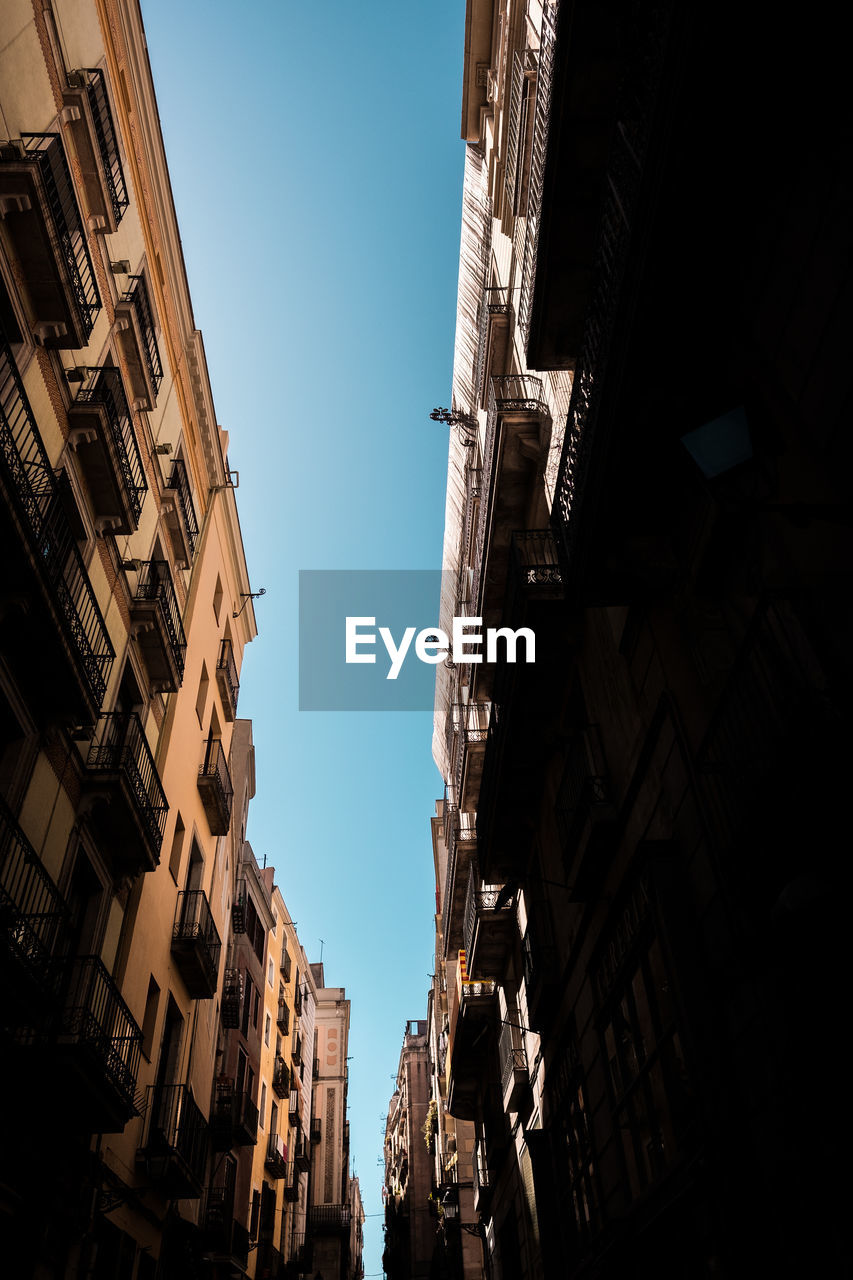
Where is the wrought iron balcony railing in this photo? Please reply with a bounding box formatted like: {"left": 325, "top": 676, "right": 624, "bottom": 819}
{"left": 293, "top": 1134, "right": 310, "bottom": 1172}
{"left": 472, "top": 1142, "right": 491, "bottom": 1212}
{"left": 86, "top": 711, "right": 169, "bottom": 867}
{"left": 139, "top": 1083, "right": 209, "bottom": 1198}
{"left": 462, "top": 861, "right": 514, "bottom": 973}
{"left": 132, "top": 559, "right": 187, "bottom": 688}
{"left": 70, "top": 364, "right": 147, "bottom": 528}
{"left": 1, "top": 133, "right": 101, "bottom": 341}
{"left": 120, "top": 274, "right": 163, "bottom": 400}
{"left": 265, "top": 1132, "right": 288, "bottom": 1177}
{"left": 308, "top": 1204, "right": 351, "bottom": 1235}
{"left": 231, "top": 877, "right": 247, "bottom": 932}
{"left": 172, "top": 889, "right": 222, "bottom": 999}
{"left": 165, "top": 457, "right": 199, "bottom": 566}
{"left": 0, "top": 333, "right": 114, "bottom": 714}
{"left": 57, "top": 954, "right": 143, "bottom": 1128}
{"left": 280, "top": 948, "right": 292, "bottom": 981}
{"left": 474, "top": 285, "right": 513, "bottom": 401}
{"left": 272, "top": 1055, "right": 290, "bottom": 1098}
{"left": 510, "top": 529, "right": 563, "bottom": 590}
{"left": 440, "top": 807, "right": 477, "bottom": 956}
{"left": 197, "top": 736, "right": 233, "bottom": 836}
{"left": 499, "top": 1016, "right": 529, "bottom": 1108}
{"left": 212, "top": 1076, "right": 258, "bottom": 1150}
{"left": 1, "top": 795, "right": 69, "bottom": 1001}
{"left": 84, "top": 68, "right": 129, "bottom": 225}
{"left": 221, "top": 966, "right": 242, "bottom": 1028}
{"left": 277, "top": 995, "right": 290, "bottom": 1035}
{"left": 450, "top": 702, "right": 492, "bottom": 812}
{"left": 471, "top": 375, "right": 546, "bottom": 610}
{"left": 216, "top": 637, "right": 239, "bottom": 721}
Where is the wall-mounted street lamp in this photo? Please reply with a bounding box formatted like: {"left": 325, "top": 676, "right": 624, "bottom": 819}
{"left": 233, "top": 588, "right": 266, "bottom": 619}
{"left": 430, "top": 406, "right": 478, "bottom": 447}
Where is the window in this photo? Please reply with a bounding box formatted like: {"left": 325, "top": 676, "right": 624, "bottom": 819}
{"left": 252, "top": 984, "right": 260, "bottom": 1030}
{"left": 141, "top": 976, "right": 160, "bottom": 1060}
{"left": 213, "top": 575, "right": 224, "bottom": 624}
{"left": 268, "top": 958, "right": 274, "bottom": 987}
{"left": 259, "top": 1081, "right": 267, "bottom": 1128}
{"left": 264, "top": 1012, "right": 271, "bottom": 1047}
{"left": 195, "top": 662, "right": 209, "bottom": 727}
{"left": 167, "top": 814, "right": 185, "bottom": 884}
{"left": 241, "top": 976, "right": 254, "bottom": 1037}
{"left": 504, "top": 49, "right": 537, "bottom": 216}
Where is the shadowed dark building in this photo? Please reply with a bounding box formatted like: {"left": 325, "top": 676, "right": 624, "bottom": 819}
{"left": 428, "top": 1, "right": 853, "bottom": 1277}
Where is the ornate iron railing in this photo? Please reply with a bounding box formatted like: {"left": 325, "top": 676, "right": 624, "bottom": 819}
{"left": 134, "top": 559, "right": 187, "bottom": 680}
{"left": 277, "top": 996, "right": 290, "bottom": 1035}
{"left": 474, "top": 285, "right": 512, "bottom": 401}
{"left": 73, "top": 365, "right": 147, "bottom": 523}
{"left": 472, "top": 375, "right": 546, "bottom": 609}
{"left": 462, "top": 861, "right": 512, "bottom": 961}
{"left": 84, "top": 68, "right": 129, "bottom": 224}
{"left": 0, "top": 334, "right": 114, "bottom": 709}
{"left": 1, "top": 794, "right": 69, "bottom": 974}
{"left": 173, "top": 889, "right": 221, "bottom": 987}
{"left": 121, "top": 274, "right": 163, "bottom": 396}
{"left": 441, "top": 807, "right": 477, "bottom": 952}
{"left": 308, "top": 1204, "right": 351, "bottom": 1233}
{"left": 511, "top": 529, "right": 563, "bottom": 588}
{"left": 221, "top": 967, "right": 242, "bottom": 1028}
{"left": 86, "top": 711, "right": 169, "bottom": 855}
{"left": 141, "top": 1083, "right": 209, "bottom": 1188}
{"left": 216, "top": 637, "right": 239, "bottom": 710}
{"left": 499, "top": 1018, "right": 528, "bottom": 1094}
{"left": 20, "top": 134, "right": 101, "bottom": 337}
{"left": 58, "top": 954, "right": 142, "bottom": 1110}
{"left": 272, "top": 1055, "right": 290, "bottom": 1097}
{"left": 167, "top": 458, "right": 199, "bottom": 560}
{"left": 198, "top": 736, "right": 233, "bottom": 833}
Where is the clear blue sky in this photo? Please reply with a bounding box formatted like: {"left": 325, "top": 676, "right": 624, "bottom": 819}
{"left": 141, "top": 1, "right": 465, "bottom": 1273}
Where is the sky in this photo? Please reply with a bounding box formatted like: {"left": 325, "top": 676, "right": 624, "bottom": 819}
{"left": 140, "top": 1, "right": 466, "bottom": 1274}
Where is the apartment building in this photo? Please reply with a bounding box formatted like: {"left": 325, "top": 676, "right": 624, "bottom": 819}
{"left": 428, "top": 1, "right": 852, "bottom": 1278}
{"left": 382, "top": 1021, "right": 432, "bottom": 1280}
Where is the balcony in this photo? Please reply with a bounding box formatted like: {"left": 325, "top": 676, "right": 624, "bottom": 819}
{"left": 63, "top": 68, "right": 128, "bottom": 232}
{"left": 283, "top": 1164, "right": 301, "bottom": 1202}
{"left": 446, "top": 974, "right": 498, "bottom": 1121}
{"left": 291, "top": 1234, "right": 313, "bottom": 1270}
{"left": 450, "top": 702, "right": 492, "bottom": 815}
{"left": 68, "top": 365, "right": 147, "bottom": 533}
{"left": 308, "top": 1204, "right": 351, "bottom": 1236}
{"left": 215, "top": 637, "right": 240, "bottom": 721}
{"left": 462, "top": 862, "right": 515, "bottom": 979}
{"left": 293, "top": 1135, "right": 310, "bottom": 1173}
{"left": 510, "top": 530, "right": 564, "bottom": 596}
{"left": 130, "top": 559, "right": 186, "bottom": 692}
{"left": 499, "top": 1018, "right": 529, "bottom": 1112}
{"left": 1, "top": 795, "right": 68, "bottom": 1020}
{"left": 264, "top": 1132, "right": 288, "bottom": 1178}
{"left": 472, "top": 1143, "right": 491, "bottom": 1214}
{"left": 471, "top": 376, "right": 548, "bottom": 617}
{"left": 138, "top": 1083, "right": 209, "bottom": 1199}
{"left": 114, "top": 274, "right": 163, "bottom": 409}
{"left": 272, "top": 1055, "right": 290, "bottom": 1099}
{"left": 162, "top": 458, "right": 199, "bottom": 568}
{"left": 203, "top": 1178, "right": 249, "bottom": 1269}
{"left": 212, "top": 1077, "right": 258, "bottom": 1151}
{"left": 85, "top": 711, "right": 168, "bottom": 876}
{"left": 441, "top": 807, "right": 478, "bottom": 959}
{"left": 0, "top": 335, "right": 114, "bottom": 722}
{"left": 197, "top": 736, "right": 233, "bottom": 836}
{"left": 474, "top": 285, "right": 512, "bottom": 400}
{"left": 221, "top": 966, "right": 242, "bottom": 1029}
{"left": 311, "top": 1116, "right": 322, "bottom": 1143}
{"left": 280, "top": 949, "right": 292, "bottom": 981}
{"left": 55, "top": 955, "right": 142, "bottom": 1132}
{"left": 277, "top": 995, "right": 290, "bottom": 1035}
{"left": 0, "top": 133, "right": 101, "bottom": 345}
{"left": 171, "top": 890, "right": 221, "bottom": 999}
